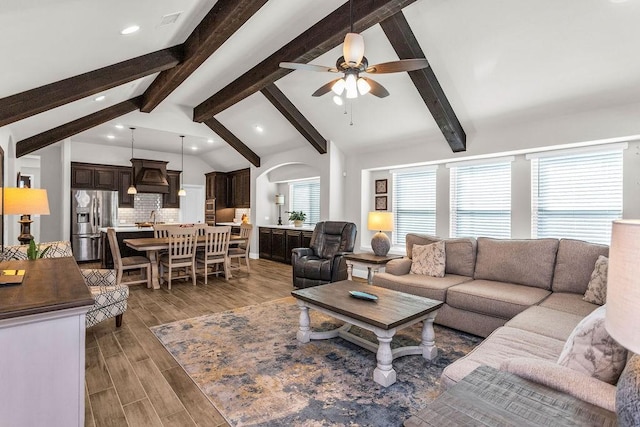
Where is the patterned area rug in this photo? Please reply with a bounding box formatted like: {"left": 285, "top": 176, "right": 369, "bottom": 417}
{"left": 151, "top": 297, "right": 482, "bottom": 426}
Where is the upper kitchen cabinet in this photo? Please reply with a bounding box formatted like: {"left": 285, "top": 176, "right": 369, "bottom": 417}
{"left": 228, "top": 168, "right": 250, "bottom": 208}
{"left": 163, "top": 170, "right": 181, "bottom": 208}
{"left": 117, "top": 168, "right": 134, "bottom": 208}
{"left": 205, "top": 172, "right": 228, "bottom": 208}
{"left": 71, "top": 162, "right": 117, "bottom": 190}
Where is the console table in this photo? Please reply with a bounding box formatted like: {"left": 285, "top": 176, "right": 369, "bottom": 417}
{"left": 0, "top": 257, "right": 94, "bottom": 427}
{"left": 345, "top": 252, "right": 402, "bottom": 284}
{"left": 405, "top": 366, "right": 617, "bottom": 426}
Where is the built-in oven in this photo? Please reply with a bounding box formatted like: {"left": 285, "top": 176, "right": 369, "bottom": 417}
{"left": 205, "top": 198, "right": 215, "bottom": 225}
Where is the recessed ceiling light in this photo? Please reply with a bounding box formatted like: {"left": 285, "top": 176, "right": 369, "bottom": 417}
{"left": 107, "top": 135, "right": 115, "bottom": 140}
{"left": 115, "top": 124, "right": 124, "bottom": 129}
{"left": 254, "top": 125, "right": 264, "bottom": 133}
{"left": 120, "top": 25, "right": 140, "bottom": 35}
{"left": 191, "top": 146, "right": 198, "bottom": 151}
{"left": 94, "top": 95, "right": 106, "bottom": 102}
{"left": 207, "top": 139, "right": 214, "bottom": 143}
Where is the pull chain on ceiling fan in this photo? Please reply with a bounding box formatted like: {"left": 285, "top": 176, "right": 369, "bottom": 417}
{"left": 279, "top": 0, "right": 429, "bottom": 100}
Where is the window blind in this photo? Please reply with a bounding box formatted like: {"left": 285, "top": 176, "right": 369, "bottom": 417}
{"left": 392, "top": 169, "right": 436, "bottom": 246}
{"left": 290, "top": 179, "right": 320, "bottom": 226}
{"left": 450, "top": 161, "right": 511, "bottom": 238}
{"left": 531, "top": 149, "right": 623, "bottom": 245}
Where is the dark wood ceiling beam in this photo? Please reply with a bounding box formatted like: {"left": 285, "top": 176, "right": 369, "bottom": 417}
{"left": 203, "top": 118, "right": 260, "bottom": 167}
{"left": 141, "top": 0, "right": 268, "bottom": 112}
{"left": 380, "top": 12, "right": 466, "bottom": 152}
{"left": 193, "top": 0, "right": 418, "bottom": 122}
{"left": 261, "top": 84, "right": 327, "bottom": 154}
{"left": 16, "top": 97, "right": 142, "bottom": 158}
{"left": 0, "top": 47, "right": 182, "bottom": 128}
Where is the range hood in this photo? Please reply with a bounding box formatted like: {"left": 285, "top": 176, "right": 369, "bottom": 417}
{"left": 131, "top": 158, "right": 169, "bottom": 194}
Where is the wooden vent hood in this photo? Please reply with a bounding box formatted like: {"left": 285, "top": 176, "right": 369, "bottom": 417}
{"left": 131, "top": 158, "right": 169, "bottom": 194}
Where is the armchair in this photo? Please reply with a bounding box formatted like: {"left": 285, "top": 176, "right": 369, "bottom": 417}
{"left": 292, "top": 221, "right": 357, "bottom": 288}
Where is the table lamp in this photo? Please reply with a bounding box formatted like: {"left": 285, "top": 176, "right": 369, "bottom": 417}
{"left": 368, "top": 211, "right": 393, "bottom": 256}
{"left": 275, "top": 194, "right": 285, "bottom": 225}
{"left": 605, "top": 219, "right": 640, "bottom": 427}
{"left": 4, "top": 188, "right": 50, "bottom": 244}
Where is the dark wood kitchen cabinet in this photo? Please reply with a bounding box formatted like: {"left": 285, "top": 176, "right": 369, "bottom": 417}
{"left": 93, "top": 166, "right": 118, "bottom": 190}
{"left": 259, "top": 227, "right": 312, "bottom": 264}
{"left": 205, "top": 171, "right": 228, "bottom": 208}
{"left": 117, "top": 168, "right": 134, "bottom": 208}
{"left": 228, "top": 168, "right": 250, "bottom": 208}
{"left": 71, "top": 163, "right": 95, "bottom": 188}
{"left": 163, "top": 171, "right": 181, "bottom": 208}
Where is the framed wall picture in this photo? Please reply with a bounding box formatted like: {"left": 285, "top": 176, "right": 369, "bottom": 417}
{"left": 375, "top": 179, "right": 387, "bottom": 194}
{"left": 375, "top": 196, "right": 387, "bottom": 211}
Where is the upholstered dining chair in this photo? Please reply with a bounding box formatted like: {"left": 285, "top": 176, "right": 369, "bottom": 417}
{"left": 228, "top": 223, "right": 253, "bottom": 273}
{"left": 196, "top": 226, "right": 231, "bottom": 284}
{"left": 291, "top": 221, "right": 357, "bottom": 288}
{"left": 159, "top": 226, "right": 197, "bottom": 289}
{"left": 107, "top": 228, "right": 152, "bottom": 288}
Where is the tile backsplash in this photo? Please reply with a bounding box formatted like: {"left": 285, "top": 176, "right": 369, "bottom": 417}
{"left": 118, "top": 193, "right": 180, "bottom": 224}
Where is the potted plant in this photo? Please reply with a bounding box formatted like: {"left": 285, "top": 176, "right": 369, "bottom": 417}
{"left": 288, "top": 211, "right": 307, "bottom": 227}
{"left": 27, "top": 239, "right": 50, "bottom": 260}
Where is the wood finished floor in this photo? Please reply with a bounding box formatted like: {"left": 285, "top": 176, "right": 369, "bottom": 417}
{"left": 84, "top": 258, "right": 295, "bottom": 427}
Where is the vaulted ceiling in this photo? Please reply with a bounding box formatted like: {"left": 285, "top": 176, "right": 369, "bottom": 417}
{"left": 2, "top": 0, "right": 640, "bottom": 171}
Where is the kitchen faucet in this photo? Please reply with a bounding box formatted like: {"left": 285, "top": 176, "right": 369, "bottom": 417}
{"left": 150, "top": 210, "right": 157, "bottom": 224}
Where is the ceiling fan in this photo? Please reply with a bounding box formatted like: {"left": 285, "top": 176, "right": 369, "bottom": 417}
{"left": 279, "top": 0, "right": 429, "bottom": 101}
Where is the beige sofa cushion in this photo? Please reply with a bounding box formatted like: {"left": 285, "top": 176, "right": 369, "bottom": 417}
{"left": 500, "top": 357, "right": 616, "bottom": 412}
{"left": 404, "top": 234, "right": 476, "bottom": 277}
{"left": 373, "top": 273, "right": 471, "bottom": 302}
{"left": 446, "top": 279, "right": 550, "bottom": 319}
{"left": 505, "top": 306, "right": 586, "bottom": 341}
{"left": 539, "top": 292, "right": 599, "bottom": 317}
{"left": 441, "top": 326, "right": 565, "bottom": 388}
{"left": 474, "top": 237, "right": 559, "bottom": 290}
{"left": 552, "top": 238, "right": 609, "bottom": 294}
{"left": 384, "top": 258, "right": 412, "bottom": 276}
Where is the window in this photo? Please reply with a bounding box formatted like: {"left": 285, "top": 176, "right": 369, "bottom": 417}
{"left": 450, "top": 160, "right": 512, "bottom": 238}
{"left": 530, "top": 146, "right": 624, "bottom": 245}
{"left": 289, "top": 179, "right": 320, "bottom": 226}
{"left": 391, "top": 168, "right": 437, "bottom": 246}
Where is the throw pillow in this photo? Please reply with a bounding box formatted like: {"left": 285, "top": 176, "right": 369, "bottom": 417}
{"left": 410, "top": 241, "right": 446, "bottom": 277}
{"left": 583, "top": 255, "right": 608, "bottom": 305}
{"left": 557, "top": 305, "right": 628, "bottom": 384}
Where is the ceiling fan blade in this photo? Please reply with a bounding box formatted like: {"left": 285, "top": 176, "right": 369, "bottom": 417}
{"left": 362, "top": 78, "right": 389, "bottom": 98}
{"left": 312, "top": 78, "right": 343, "bottom": 97}
{"left": 365, "top": 58, "right": 429, "bottom": 74}
{"left": 279, "top": 62, "right": 338, "bottom": 73}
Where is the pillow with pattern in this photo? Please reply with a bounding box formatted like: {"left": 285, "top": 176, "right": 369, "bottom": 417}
{"left": 557, "top": 305, "right": 627, "bottom": 384}
{"left": 410, "top": 241, "right": 446, "bottom": 277}
{"left": 583, "top": 255, "right": 608, "bottom": 305}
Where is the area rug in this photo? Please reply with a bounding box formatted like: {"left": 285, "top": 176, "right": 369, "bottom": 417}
{"left": 151, "top": 297, "right": 482, "bottom": 426}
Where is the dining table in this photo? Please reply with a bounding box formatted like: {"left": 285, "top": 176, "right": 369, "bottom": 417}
{"left": 123, "top": 234, "right": 248, "bottom": 289}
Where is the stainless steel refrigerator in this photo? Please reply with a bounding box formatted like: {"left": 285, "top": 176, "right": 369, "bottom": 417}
{"left": 71, "top": 189, "right": 118, "bottom": 262}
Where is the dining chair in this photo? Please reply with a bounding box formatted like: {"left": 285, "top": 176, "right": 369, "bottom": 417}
{"left": 107, "top": 228, "right": 152, "bottom": 288}
{"left": 159, "top": 227, "right": 197, "bottom": 289}
{"left": 196, "top": 226, "right": 231, "bottom": 284}
{"left": 228, "top": 223, "right": 253, "bottom": 273}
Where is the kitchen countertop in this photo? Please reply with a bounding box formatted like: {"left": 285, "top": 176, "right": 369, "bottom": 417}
{"left": 259, "top": 224, "right": 315, "bottom": 231}
{"left": 216, "top": 222, "right": 243, "bottom": 226}
{"left": 98, "top": 226, "right": 155, "bottom": 233}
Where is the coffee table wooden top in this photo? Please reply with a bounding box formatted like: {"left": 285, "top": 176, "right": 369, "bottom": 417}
{"left": 291, "top": 280, "right": 443, "bottom": 330}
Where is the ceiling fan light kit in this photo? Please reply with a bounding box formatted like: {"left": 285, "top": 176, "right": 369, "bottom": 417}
{"left": 343, "top": 33, "right": 365, "bottom": 67}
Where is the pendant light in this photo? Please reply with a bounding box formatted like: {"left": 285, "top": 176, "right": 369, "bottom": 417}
{"left": 178, "top": 135, "right": 186, "bottom": 197}
{"left": 127, "top": 127, "right": 137, "bottom": 195}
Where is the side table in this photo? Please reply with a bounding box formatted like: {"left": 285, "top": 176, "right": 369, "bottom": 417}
{"left": 344, "top": 252, "right": 403, "bottom": 284}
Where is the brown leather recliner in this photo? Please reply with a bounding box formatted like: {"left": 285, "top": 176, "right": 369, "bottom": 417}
{"left": 292, "top": 221, "right": 357, "bottom": 288}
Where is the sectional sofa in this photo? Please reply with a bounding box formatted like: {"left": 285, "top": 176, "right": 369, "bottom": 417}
{"left": 373, "top": 234, "right": 624, "bottom": 411}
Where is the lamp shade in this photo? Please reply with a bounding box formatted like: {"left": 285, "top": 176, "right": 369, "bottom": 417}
{"left": 4, "top": 188, "right": 50, "bottom": 215}
{"left": 606, "top": 219, "right": 640, "bottom": 354}
{"left": 343, "top": 32, "right": 365, "bottom": 67}
{"left": 368, "top": 212, "right": 393, "bottom": 232}
{"left": 275, "top": 194, "right": 285, "bottom": 205}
